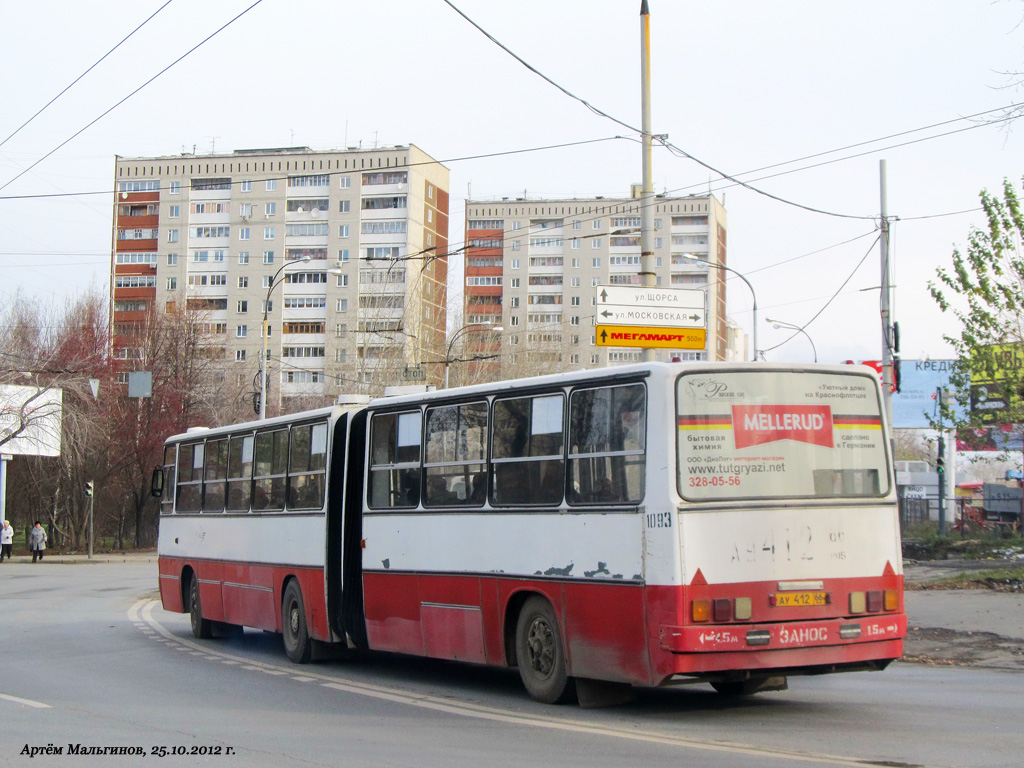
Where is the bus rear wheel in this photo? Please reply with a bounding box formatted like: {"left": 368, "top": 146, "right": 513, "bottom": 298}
{"left": 515, "top": 596, "right": 573, "bottom": 704}
{"left": 282, "top": 580, "right": 312, "bottom": 664}
{"left": 188, "top": 573, "right": 212, "bottom": 640}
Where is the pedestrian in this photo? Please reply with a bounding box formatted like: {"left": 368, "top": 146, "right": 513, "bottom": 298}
{"left": 29, "top": 521, "right": 47, "bottom": 563}
{"left": 0, "top": 520, "right": 12, "bottom": 561}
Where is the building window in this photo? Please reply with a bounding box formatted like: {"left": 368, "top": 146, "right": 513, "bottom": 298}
{"left": 510, "top": 278, "right": 520, "bottom": 288}
{"left": 340, "top": 176, "right": 351, "bottom": 188}
{"left": 167, "top": 229, "right": 178, "bottom": 243}
{"left": 239, "top": 227, "right": 250, "bottom": 240}
{"left": 263, "top": 276, "right": 272, "bottom": 289}
{"left": 237, "top": 301, "right": 248, "bottom": 313}
{"left": 337, "top": 274, "right": 348, "bottom": 287}
{"left": 338, "top": 200, "right": 350, "bottom": 213}
{"left": 571, "top": 238, "right": 580, "bottom": 249}
{"left": 593, "top": 219, "right": 602, "bottom": 230}
{"left": 593, "top": 257, "right": 601, "bottom": 267}
{"left": 169, "top": 205, "right": 180, "bottom": 218}
{"left": 571, "top": 277, "right": 580, "bottom": 287}
{"left": 264, "top": 227, "right": 275, "bottom": 240}
{"left": 166, "top": 277, "right": 176, "bottom": 290}
{"left": 338, "top": 249, "right": 350, "bottom": 262}
{"left": 238, "top": 251, "right": 250, "bottom": 264}
{"left": 265, "top": 202, "right": 276, "bottom": 216}
{"left": 167, "top": 253, "right": 178, "bottom": 266}
{"left": 266, "top": 179, "right": 277, "bottom": 191}
{"left": 263, "top": 251, "right": 274, "bottom": 264}
{"left": 236, "top": 325, "right": 247, "bottom": 338}
{"left": 236, "top": 350, "right": 247, "bottom": 362}
{"left": 238, "top": 276, "right": 248, "bottom": 288}
{"left": 338, "top": 299, "right": 348, "bottom": 312}
{"left": 241, "top": 180, "right": 252, "bottom": 192}
{"left": 591, "top": 241, "right": 601, "bottom": 250}
{"left": 169, "top": 181, "right": 181, "bottom": 194}
{"left": 572, "top": 221, "right": 581, "bottom": 230}
{"left": 339, "top": 225, "right": 349, "bottom": 238}
{"left": 510, "top": 316, "right": 520, "bottom": 326}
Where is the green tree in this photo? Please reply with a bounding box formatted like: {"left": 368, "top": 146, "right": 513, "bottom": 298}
{"left": 930, "top": 176, "right": 1024, "bottom": 435}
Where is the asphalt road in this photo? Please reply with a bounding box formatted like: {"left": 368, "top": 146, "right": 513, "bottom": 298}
{"left": 2, "top": 560, "right": 1023, "bottom": 768}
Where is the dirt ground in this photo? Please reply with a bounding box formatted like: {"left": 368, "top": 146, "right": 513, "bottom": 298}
{"left": 902, "top": 559, "right": 1024, "bottom": 670}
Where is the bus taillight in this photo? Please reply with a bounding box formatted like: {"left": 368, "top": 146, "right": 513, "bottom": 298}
{"left": 691, "top": 599, "right": 711, "bottom": 622}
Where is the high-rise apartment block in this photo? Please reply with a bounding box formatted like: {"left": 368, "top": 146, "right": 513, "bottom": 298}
{"left": 111, "top": 145, "right": 449, "bottom": 408}
{"left": 461, "top": 191, "right": 732, "bottom": 381}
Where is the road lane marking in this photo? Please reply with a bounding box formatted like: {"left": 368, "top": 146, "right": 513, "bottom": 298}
{"left": 0, "top": 693, "right": 51, "bottom": 709}
{"left": 133, "top": 599, "right": 919, "bottom": 768}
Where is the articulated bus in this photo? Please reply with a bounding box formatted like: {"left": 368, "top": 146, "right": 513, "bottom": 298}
{"left": 155, "top": 362, "right": 905, "bottom": 704}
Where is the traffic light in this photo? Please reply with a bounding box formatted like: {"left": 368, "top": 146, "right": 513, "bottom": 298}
{"left": 936, "top": 439, "right": 945, "bottom": 475}
{"left": 85, "top": 481, "right": 94, "bottom": 497}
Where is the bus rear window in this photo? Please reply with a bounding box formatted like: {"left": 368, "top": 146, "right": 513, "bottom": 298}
{"left": 676, "top": 370, "right": 890, "bottom": 501}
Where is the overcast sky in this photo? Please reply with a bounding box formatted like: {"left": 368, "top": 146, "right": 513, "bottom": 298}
{"left": 1, "top": 0, "right": 1022, "bottom": 364}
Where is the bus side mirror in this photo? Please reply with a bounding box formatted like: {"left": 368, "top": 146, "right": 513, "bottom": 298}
{"left": 151, "top": 467, "right": 164, "bottom": 498}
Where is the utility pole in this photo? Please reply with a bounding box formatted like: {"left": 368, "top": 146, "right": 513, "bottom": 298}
{"left": 879, "top": 160, "right": 894, "bottom": 425}
{"left": 936, "top": 429, "right": 946, "bottom": 535}
{"left": 639, "top": 0, "right": 656, "bottom": 363}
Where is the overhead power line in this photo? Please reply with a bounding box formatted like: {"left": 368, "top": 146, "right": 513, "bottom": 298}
{"left": 0, "top": 0, "right": 264, "bottom": 195}
{"left": 0, "top": 0, "right": 176, "bottom": 152}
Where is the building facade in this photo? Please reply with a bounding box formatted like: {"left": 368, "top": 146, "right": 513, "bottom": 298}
{"left": 461, "top": 191, "right": 731, "bottom": 382}
{"left": 111, "top": 145, "right": 449, "bottom": 409}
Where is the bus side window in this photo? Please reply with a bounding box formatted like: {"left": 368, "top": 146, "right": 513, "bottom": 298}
{"left": 288, "top": 422, "right": 327, "bottom": 510}
{"left": 424, "top": 402, "right": 488, "bottom": 508}
{"left": 161, "top": 445, "right": 176, "bottom": 515}
{"left": 203, "top": 438, "right": 228, "bottom": 512}
{"left": 176, "top": 442, "right": 204, "bottom": 513}
{"left": 567, "top": 383, "right": 646, "bottom": 505}
{"left": 253, "top": 429, "right": 288, "bottom": 511}
{"left": 226, "top": 433, "right": 254, "bottom": 512}
{"left": 368, "top": 411, "right": 421, "bottom": 509}
{"left": 492, "top": 394, "right": 564, "bottom": 506}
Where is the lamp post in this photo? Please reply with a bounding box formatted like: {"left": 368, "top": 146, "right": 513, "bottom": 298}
{"left": 444, "top": 322, "right": 502, "bottom": 388}
{"left": 258, "top": 255, "right": 312, "bottom": 420}
{"left": 683, "top": 253, "right": 758, "bottom": 362}
{"left": 766, "top": 318, "right": 817, "bottom": 363}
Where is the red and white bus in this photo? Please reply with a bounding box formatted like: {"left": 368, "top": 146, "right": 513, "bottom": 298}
{"left": 155, "top": 362, "right": 905, "bottom": 704}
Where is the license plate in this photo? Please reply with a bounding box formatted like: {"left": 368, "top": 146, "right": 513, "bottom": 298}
{"left": 775, "top": 591, "right": 826, "bottom": 607}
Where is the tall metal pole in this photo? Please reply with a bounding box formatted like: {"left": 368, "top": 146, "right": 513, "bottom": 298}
{"left": 879, "top": 159, "right": 894, "bottom": 425}
{"left": 639, "top": 0, "right": 656, "bottom": 363}
{"left": 88, "top": 484, "right": 94, "bottom": 559}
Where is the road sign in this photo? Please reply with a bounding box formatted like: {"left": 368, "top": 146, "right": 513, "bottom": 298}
{"left": 596, "top": 325, "right": 707, "bottom": 350}
{"left": 596, "top": 285, "right": 705, "bottom": 310}
{"left": 596, "top": 306, "right": 704, "bottom": 327}
{"left": 402, "top": 367, "right": 425, "bottom": 382}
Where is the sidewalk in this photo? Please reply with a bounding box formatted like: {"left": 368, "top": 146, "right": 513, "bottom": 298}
{"left": 0, "top": 550, "right": 157, "bottom": 565}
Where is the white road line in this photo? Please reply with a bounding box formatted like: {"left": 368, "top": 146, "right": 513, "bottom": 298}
{"left": 0, "top": 693, "right": 51, "bottom": 709}
{"left": 135, "top": 598, "right": 913, "bottom": 768}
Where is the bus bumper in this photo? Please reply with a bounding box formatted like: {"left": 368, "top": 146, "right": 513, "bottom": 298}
{"left": 656, "top": 613, "right": 906, "bottom": 674}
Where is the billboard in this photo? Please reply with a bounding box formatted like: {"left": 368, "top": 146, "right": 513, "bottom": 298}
{"left": 890, "top": 359, "right": 957, "bottom": 429}
{"left": 0, "top": 385, "right": 63, "bottom": 457}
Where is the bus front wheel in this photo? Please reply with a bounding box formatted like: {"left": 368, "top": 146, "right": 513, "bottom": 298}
{"left": 188, "top": 573, "right": 213, "bottom": 640}
{"left": 282, "top": 580, "right": 312, "bottom": 664}
{"left": 515, "top": 596, "right": 573, "bottom": 704}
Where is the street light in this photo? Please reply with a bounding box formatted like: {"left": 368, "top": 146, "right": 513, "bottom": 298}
{"left": 766, "top": 317, "right": 817, "bottom": 363}
{"left": 682, "top": 253, "right": 758, "bottom": 362}
{"left": 444, "top": 322, "right": 502, "bottom": 388}
{"left": 258, "top": 255, "right": 312, "bottom": 420}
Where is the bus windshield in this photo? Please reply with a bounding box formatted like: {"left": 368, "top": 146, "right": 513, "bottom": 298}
{"left": 677, "top": 370, "right": 890, "bottom": 501}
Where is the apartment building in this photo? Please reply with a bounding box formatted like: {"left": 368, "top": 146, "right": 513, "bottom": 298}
{"left": 111, "top": 145, "right": 449, "bottom": 408}
{"left": 461, "top": 191, "right": 731, "bottom": 381}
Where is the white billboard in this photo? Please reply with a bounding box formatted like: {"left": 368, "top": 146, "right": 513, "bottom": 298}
{"left": 0, "top": 385, "right": 63, "bottom": 457}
